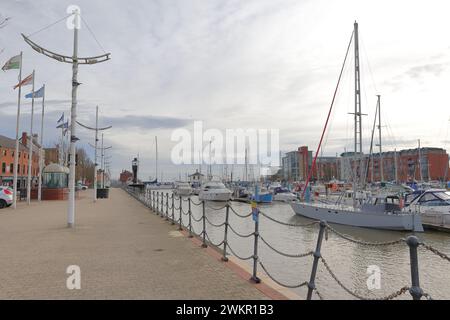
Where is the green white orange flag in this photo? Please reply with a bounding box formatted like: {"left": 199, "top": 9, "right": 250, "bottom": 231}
{"left": 13, "top": 72, "right": 33, "bottom": 90}
{"left": 2, "top": 54, "right": 21, "bottom": 71}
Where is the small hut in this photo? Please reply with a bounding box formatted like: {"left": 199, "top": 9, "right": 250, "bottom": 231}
{"left": 42, "top": 163, "right": 69, "bottom": 200}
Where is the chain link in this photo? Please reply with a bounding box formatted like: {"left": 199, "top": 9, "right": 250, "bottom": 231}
{"left": 258, "top": 260, "right": 309, "bottom": 289}
{"left": 259, "top": 210, "right": 320, "bottom": 227}
{"left": 320, "top": 256, "right": 410, "bottom": 300}
{"left": 326, "top": 224, "right": 406, "bottom": 247}
{"left": 204, "top": 232, "right": 225, "bottom": 247}
{"left": 205, "top": 216, "right": 226, "bottom": 228}
{"left": 228, "top": 223, "right": 254, "bottom": 238}
{"left": 205, "top": 202, "right": 228, "bottom": 211}
{"left": 314, "top": 288, "right": 324, "bottom": 300}
{"left": 259, "top": 235, "right": 314, "bottom": 258}
{"left": 226, "top": 243, "right": 254, "bottom": 261}
{"left": 190, "top": 199, "right": 203, "bottom": 206}
{"left": 420, "top": 243, "right": 450, "bottom": 263}
{"left": 229, "top": 206, "right": 253, "bottom": 219}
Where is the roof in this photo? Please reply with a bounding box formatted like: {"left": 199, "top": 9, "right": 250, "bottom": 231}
{"left": 43, "top": 163, "right": 70, "bottom": 174}
{"left": 189, "top": 172, "right": 204, "bottom": 177}
{"left": 0, "top": 135, "right": 28, "bottom": 152}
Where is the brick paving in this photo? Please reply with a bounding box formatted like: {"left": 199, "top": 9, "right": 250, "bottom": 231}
{"left": 0, "top": 188, "right": 267, "bottom": 299}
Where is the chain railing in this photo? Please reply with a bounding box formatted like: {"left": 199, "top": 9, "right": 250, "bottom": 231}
{"left": 124, "top": 186, "right": 448, "bottom": 301}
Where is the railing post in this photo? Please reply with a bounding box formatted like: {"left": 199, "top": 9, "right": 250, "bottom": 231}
{"left": 307, "top": 220, "right": 326, "bottom": 300}
{"left": 165, "top": 193, "right": 169, "bottom": 220}
{"left": 152, "top": 191, "right": 155, "bottom": 212}
{"left": 156, "top": 191, "right": 160, "bottom": 215}
{"left": 160, "top": 192, "right": 164, "bottom": 218}
{"left": 222, "top": 203, "right": 230, "bottom": 262}
{"left": 250, "top": 203, "right": 261, "bottom": 283}
{"left": 201, "top": 200, "right": 207, "bottom": 248}
{"left": 171, "top": 194, "right": 175, "bottom": 225}
{"left": 179, "top": 197, "right": 183, "bottom": 231}
{"left": 407, "top": 235, "right": 423, "bottom": 300}
{"left": 188, "top": 197, "right": 193, "bottom": 238}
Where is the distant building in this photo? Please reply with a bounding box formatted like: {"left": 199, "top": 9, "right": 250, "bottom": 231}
{"left": 188, "top": 170, "right": 205, "bottom": 186}
{"left": 119, "top": 170, "right": 133, "bottom": 184}
{"left": 339, "top": 147, "right": 450, "bottom": 182}
{"left": 0, "top": 132, "right": 41, "bottom": 189}
{"left": 282, "top": 150, "right": 299, "bottom": 181}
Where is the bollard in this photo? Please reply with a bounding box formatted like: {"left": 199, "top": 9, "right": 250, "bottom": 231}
{"left": 171, "top": 194, "right": 175, "bottom": 225}
{"left": 188, "top": 197, "right": 193, "bottom": 238}
{"left": 221, "top": 203, "right": 230, "bottom": 262}
{"left": 165, "top": 193, "right": 169, "bottom": 220}
{"left": 250, "top": 204, "right": 261, "bottom": 283}
{"left": 407, "top": 235, "right": 423, "bottom": 300}
{"left": 179, "top": 197, "right": 183, "bottom": 231}
{"left": 201, "top": 200, "right": 207, "bottom": 248}
{"left": 306, "top": 220, "right": 326, "bottom": 300}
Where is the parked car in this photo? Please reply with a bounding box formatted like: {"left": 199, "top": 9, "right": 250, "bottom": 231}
{"left": 0, "top": 186, "right": 13, "bottom": 209}
{"left": 76, "top": 184, "right": 88, "bottom": 191}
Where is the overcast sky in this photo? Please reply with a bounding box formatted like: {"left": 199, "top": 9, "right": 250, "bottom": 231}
{"left": 1, "top": 0, "right": 450, "bottom": 181}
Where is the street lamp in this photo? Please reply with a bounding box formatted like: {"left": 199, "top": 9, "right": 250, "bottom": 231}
{"left": 22, "top": 9, "right": 110, "bottom": 227}
{"left": 77, "top": 105, "right": 111, "bottom": 202}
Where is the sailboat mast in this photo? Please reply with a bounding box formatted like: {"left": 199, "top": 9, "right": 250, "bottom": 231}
{"left": 418, "top": 139, "right": 423, "bottom": 182}
{"left": 353, "top": 21, "right": 363, "bottom": 200}
{"left": 377, "top": 95, "right": 383, "bottom": 182}
{"left": 155, "top": 136, "right": 158, "bottom": 182}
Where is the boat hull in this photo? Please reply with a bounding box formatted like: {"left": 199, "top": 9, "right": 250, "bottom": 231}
{"left": 199, "top": 191, "right": 232, "bottom": 202}
{"left": 291, "top": 202, "right": 423, "bottom": 232}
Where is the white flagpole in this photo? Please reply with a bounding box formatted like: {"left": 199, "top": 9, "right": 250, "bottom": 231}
{"left": 12, "top": 52, "right": 23, "bottom": 209}
{"left": 94, "top": 106, "right": 98, "bottom": 202}
{"left": 27, "top": 69, "right": 35, "bottom": 205}
{"left": 38, "top": 84, "right": 45, "bottom": 202}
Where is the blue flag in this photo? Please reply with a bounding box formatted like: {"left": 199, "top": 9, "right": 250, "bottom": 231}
{"left": 25, "top": 85, "right": 45, "bottom": 99}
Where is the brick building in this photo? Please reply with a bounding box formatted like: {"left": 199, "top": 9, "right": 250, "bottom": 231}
{"left": 0, "top": 132, "right": 41, "bottom": 189}
{"left": 119, "top": 170, "right": 133, "bottom": 184}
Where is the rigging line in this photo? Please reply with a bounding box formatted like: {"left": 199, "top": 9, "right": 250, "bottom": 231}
{"left": 360, "top": 33, "right": 378, "bottom": 94}
{"left": 302, "top": 30, "right": 354, "bottom": 198}
{"left": 27, "top": 13, "right": 74, "bottom": 38}
{"left": 81, "top": 15, "right": 107, "bottom": 54}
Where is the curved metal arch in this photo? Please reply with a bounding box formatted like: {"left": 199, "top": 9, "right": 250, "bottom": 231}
{"left": 22, "top": 33, "right": 111, "bottom": 64}
{"left": 88, "top": 143, "right": 112, "bottom": 150}
{"left": 76, "top": 120, "right": 112, "bottom": 131}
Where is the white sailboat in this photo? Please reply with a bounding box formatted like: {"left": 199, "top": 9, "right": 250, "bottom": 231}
{"left": 290, "top": 22, "right": 423, "bottom": 232}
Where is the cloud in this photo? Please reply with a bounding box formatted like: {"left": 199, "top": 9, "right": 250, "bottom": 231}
{"left": 102, "top": 115, "right": 190, "bottom": 130}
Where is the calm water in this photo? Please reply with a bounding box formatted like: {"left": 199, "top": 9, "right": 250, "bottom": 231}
{"left": 148, "top": 191, "right": 450, "bottom": 300}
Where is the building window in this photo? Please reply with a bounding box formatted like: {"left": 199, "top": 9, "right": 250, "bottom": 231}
{"left": 10, "top": 163, "right": 13, "bottom": 174}
{"left": 2, "top": 150, "right": 6, "bottom": 156}
{"left": 2, "top": 162, "right": 5, "bottom": 174}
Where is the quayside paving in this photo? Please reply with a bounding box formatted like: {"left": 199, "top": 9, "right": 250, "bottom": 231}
{"left": 0, "top": 188, "right": 267, "bottom": 299}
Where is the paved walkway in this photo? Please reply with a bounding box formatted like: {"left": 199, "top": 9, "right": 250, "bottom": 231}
{"left": 0, "top": 188, "right": 267, "bottom": 299}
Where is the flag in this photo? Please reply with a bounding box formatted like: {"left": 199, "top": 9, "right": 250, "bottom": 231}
{"left": 13, "top": 72, "right": 33, "bottom": 90}
{"left": 25, "top": 85, "right": 45, "bottom": 99}
{"left": 63, "top": 124, "right": 69, "bottom": 136}
{"left": 2, "top": 54, "right": 21, "bottom": 71}
{"left": 56, "top": 113, "right": 64, "bottom": 128}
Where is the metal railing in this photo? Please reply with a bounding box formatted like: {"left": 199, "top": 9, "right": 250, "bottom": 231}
{"left": 125, "top": 186, "right": 449, "bottom": 300}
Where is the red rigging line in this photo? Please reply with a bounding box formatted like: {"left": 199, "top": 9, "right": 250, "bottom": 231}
{"left": 302, "top": 30, "right": 354, "bottom": 199}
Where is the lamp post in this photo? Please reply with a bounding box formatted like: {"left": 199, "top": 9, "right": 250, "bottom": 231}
{"left": 22, "top": 9, "right": 110, "bottom": 227}
{"left": 77, "top": 105, "right": 111, "bottom": 202}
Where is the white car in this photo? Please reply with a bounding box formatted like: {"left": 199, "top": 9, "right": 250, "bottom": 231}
{"left": 0, "top": 186, "right": 13, "bottom": 209}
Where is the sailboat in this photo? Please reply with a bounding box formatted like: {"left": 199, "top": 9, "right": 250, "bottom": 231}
{"left": 290, "top": 22, "right": 423, "bottom": 232}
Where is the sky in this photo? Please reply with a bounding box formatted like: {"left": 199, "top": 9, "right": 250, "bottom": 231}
{"left": 1, "top": 0, "right": 450, "bottom": 181}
